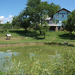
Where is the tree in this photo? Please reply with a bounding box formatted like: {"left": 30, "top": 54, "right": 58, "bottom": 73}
{"left": 12, "top": 10, "right": 31, "bottom": 30}
{"left": 12, "top": 15, "right": 22, "bottom": 29}
{"left": 3, "top": 22, "right": 12, "bottom": 33}
{"left": 37, "top": 1, "right": 49, "bottom": 34}
{"left": 26, "top": 1, "right": 61, "bottom": 34}
{"left": 47, "top": 2, "right": 61, "bottom": 18}
{"left": 21, "top": 18, "right": 31, "bottom": 31}
{"left": 43, "top": 22, "right": 49, "bottom": 39}
{"left": 26, "top": 0, "right": 41, "bottom": 25}
{"left": 62, "top": 20, "right": 67, "bottom": 30}
{"left": 62, "top": 10, "right": 75, "bottom": 34}
{"left": 19, "top": 10, "right": 31, "bottom": 31}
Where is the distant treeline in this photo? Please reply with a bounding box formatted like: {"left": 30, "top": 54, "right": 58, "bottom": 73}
{"left": 0, "top": 23, "right": 20, "bottom": 29}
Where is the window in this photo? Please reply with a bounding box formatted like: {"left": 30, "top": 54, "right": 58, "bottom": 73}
{"left": 46, "top": 20, "right": 49, "bottom": 23}
{"left": 50, "top": 21, "right": 53, "bottom": 24}
{"left": 56, "top": 15, "right": 59, "bottom": 18}
{"left": 57, "top": 20, "right": 59, "bottom": 23}
{"left": 62, "top": 15, "right": 64, "bottom": 18}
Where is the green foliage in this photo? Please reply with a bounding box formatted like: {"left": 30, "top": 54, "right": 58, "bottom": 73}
{"left": 52, "top": 50, "right": 75, "bottom": 75}
{"left": 21, "top": 18, "right": 31, "bottom": 31}
{"left": 62, "top": 10, "right": 75, "bottom": 34}
{"left": 66, "top": 14, "right": 74, "bottom": 33}
{"left": 26, "top": 0, "right": 41, "bottom": 23}
{"left": 12, "top": 15, "right": 21, "bottom": 28}
{"left": 47, "top": 2, "right": 61, "bottom": 18}
{"left": 1, "top": 22, "right": 12, "bottom": 33}
{"left": 1, "top": 49, "right": 75, "bottom": 75}
{"left": 43, "top": 22, "right": 49, "bottom": 38}
{"left": 11, "top": 0, "right": 61, "bottom": 35}
{"left": 62, "top": 20, "right": 67, "bottom": 27}
{"left": 0, "top": 24, "right": 4, "bottom": 26}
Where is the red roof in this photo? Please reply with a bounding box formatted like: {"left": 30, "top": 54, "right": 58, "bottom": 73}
{"left": 56, "top": 8, "right": 71, "bottom": 13}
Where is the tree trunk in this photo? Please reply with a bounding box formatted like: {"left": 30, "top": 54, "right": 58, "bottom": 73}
{"left": 25, "top": 28, "right": 27, "bottom": 32}
{"left": 70, "top": 31, "right": 72, "bottom": 35}
{"left": 44, "top": 32, "right": 45, "bottom": 39}
{"left": 40, "top": 29, "right": 42, "bottom": 35}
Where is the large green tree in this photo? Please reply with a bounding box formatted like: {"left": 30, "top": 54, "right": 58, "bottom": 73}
{"left": 12, "top": 15, "right": 22, "bottom": 29}
{"left": 20, "top": 10, "right": 31, "bottom": 31}
{"left": 26, "top": 0, "right": 41, "bottom": 29}
{"left": 12, "top": 10, "right": 31, "bottom": 31}
{"left": 12, "top": 0, "right": 61, "bottom": 37}
{"left": 62, "top": 10, "right": 75, "bottom": 34}
{"left": 47, "top": 2, "right": 61, "bottom": 18}
{"left": 37, "top": 1, "right": 49, "bottom": 34}
{"left": 26, "top": 0, "right": 60, "bottom": 33}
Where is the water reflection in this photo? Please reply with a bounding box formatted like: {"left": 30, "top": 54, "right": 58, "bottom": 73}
{"left": 48, "top": 50, "right": 61, "bottom": 59}
{"left": 0, "top": 51, "right": 19, "bottom": 71}
{"left": 0, "top": 45, "right": 70, "bottom": 72}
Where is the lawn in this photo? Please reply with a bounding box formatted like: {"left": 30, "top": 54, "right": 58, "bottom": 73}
{"left": 0, "top": 29, "right": 75, "bottom": 45}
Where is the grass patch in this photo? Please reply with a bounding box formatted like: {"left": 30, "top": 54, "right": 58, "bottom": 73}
{"left": 0, "top": 29, "right": 75, "bottom": 45}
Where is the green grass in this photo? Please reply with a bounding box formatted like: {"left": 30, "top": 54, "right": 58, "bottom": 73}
{"left": 0, "top": 29, "right": 75, "bottom": 45}
{"left": 0, "top": 29, "right": 75, "bottom": 74}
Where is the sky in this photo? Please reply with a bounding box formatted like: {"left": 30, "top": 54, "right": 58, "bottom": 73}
{"left": 0, "top": 0, "right": 75, "bottom": 23}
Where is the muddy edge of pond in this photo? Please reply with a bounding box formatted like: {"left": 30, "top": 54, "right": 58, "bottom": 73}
{"left": 0, "top": 43, "right": 45, "bottom": 47}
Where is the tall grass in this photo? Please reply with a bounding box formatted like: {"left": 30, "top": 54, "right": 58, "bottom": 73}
{"left": 1, "top": 49, "right": 75, "bottom": 75}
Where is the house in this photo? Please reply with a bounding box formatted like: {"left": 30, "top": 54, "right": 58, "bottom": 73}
{"left": 46, "top": 8, "right": 71, "bottom": 31}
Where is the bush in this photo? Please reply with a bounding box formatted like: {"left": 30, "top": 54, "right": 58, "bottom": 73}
{"left": 52, "top": 50, "right": 75, "bottom": 75}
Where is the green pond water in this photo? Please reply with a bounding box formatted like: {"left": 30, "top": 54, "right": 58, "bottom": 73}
{"left": 0, "top": 45, "right": 74, "bottom": 71}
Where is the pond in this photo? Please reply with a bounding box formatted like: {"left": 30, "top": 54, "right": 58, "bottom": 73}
{"left": 0, "top": 45, "right": 74, "bottom": 71}
{"left": 0, "top": 51, "right": 19, "bottom": 71}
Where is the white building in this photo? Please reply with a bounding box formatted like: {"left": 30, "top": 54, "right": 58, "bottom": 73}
{"left": 46, "top": 8, "right": 71, "bottom": 31}
{"left": 0, "top": 20, "right": 3, "bottom": 24}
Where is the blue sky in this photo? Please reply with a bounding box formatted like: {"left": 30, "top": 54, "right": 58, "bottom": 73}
{"left": 0, "top": 0, "right": 75, "bottom": 23}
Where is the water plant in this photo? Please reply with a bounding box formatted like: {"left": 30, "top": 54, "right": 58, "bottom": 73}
{"left": 1, "top": 49, "right": 75, "bottom": 75}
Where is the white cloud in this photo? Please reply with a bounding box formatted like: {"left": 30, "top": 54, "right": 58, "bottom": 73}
{"left": 0, "top": 16, "right": 5, "bottom": 20}
{"left": 6, "top": 18, "right": 9, "bottom": 20}
{"left": 9, "top": 15, "right": 13, "bottom": 18}
{"left": 0, "top": 15, "right": 13, "bottom": 23}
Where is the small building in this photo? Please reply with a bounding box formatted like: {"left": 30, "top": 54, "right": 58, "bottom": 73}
{"left": 0, "top": 20, "right": 3, "bottom": 24}
{"left": 46, "top": 8, "right": 71, "bottom": 31}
